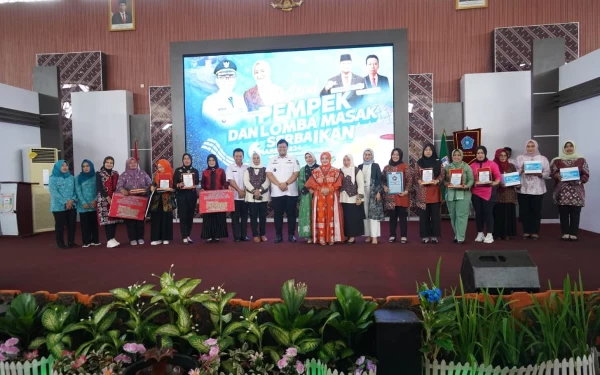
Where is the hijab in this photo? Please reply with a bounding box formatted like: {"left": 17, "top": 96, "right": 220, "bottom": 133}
{"left": 77, "top": 159, "right": 96, "bottom": 184}
{"left": 250, "top": 151, "right": 263, "bottom": 168}
{"left": 206, "top": 154, "right": 219, "bottom": 190}
{"left": 450, "top": 149, "right": 466, "bottom": 169}
{"left": 417, "top": 143, "right": 441, "bottom": 177}
{"left": 52, "top": 160, "right": 71, "bottom": 179}
{"left": 524, "top": 139, "right": 540, "bottom": 157}
{"left": 493, "top": 148, "right": 511, "bottom": 173}
{"left": 121, "top": 157, "right": 142, "bottom": 180}
{"left": 388, "top": 148, "right": 404, "bottom": 167}
{"left": 101, "top": 156, "right": 114, "bottom": 173}
{"left": 475, "top": 146, "right": 488, "bottom": 168}
{"left": 320, "top": 152, "right": 332, "bottom": 174}
{"left": 551, "top": 140, "right": 582, "bottom": 164}
{"left": 155, "top": 159, "right": 174, "bottom": 185}
{"left": 181, "top": 153, "right": 194, "bottom": 173}
{"left": 304, "top": 152, "right": 319, "bottom": 182}
{"left": 362, "top": 148, "right": 375, "bottom": 166}
{"left": 341, "top": 154, "right": 356, "bottom": 184}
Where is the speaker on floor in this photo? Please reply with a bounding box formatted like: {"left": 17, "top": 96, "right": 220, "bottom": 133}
{"left": 460, "top": 250, "right": 540, "bottom": 294}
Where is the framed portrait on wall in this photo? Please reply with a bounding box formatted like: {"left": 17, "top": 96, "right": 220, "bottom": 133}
{"left": 456, "top": 0, "right": 488, "bottom": 10}
{"left": 109, "top": 0, "right": 135, "bottom": 31}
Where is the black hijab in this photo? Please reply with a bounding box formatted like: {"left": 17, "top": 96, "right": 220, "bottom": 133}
{"left": 417, "top": 143, "right": 441, "bottom": 177}
{"left": 475, "top": 146, "right": 488, "bottom": 168}
{"left": 101, "top": 156, "right": 114, "bottom": 173}
{"left": 389, "top": 148, "right": 404, "bottom": 167}
{"left": 181, "top": 153, "right": 194, "bottom": 172}
{"left": 206, "top": 154, "right": 219, "bottom": 190}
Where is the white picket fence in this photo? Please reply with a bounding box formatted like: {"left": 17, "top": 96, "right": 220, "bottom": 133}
{"left": 424, "top": 351, "right": 596, "bottom": 375}
{"left": 0, "top": 356, "right": 54, "bottom": 375}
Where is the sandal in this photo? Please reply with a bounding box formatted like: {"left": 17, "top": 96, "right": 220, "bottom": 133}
{"left": 261, "top": 236, "right": 268, "bottom": 242}
{"left": 372, "top": 238, "right": 378, "bottom": 245}
{"left": 328, "top": 242, "right": 334, "bottom": 246}
{"left": 253, "top": 237, "right": 261, "bottom": 243}
{"left": 522, "top": 233, "right": 531, "bottom": 240}
{"left": 365, "top": 237, "right": 372, "bottom": 243}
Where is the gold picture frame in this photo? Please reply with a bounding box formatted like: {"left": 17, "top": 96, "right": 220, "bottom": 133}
{"left": 456, "top": 0, "right": 488, "bottom": 10}
{"left": 109, "top": 0, "right": 135, "bottom": 32}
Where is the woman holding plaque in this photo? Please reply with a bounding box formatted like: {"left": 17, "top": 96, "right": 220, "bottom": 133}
{"left": 470, "top": 146, "right": 501, "bottom": 244}
{"left": 445, "top": 149, "right": 474, "bottom": 244}
{"left": 358, "top": 148, "right": 384, "bottom": 244}
{"left": 493, "top": 149, "right": 519, "bottom": 240}
{"left": 297, "top": 152, "right": 319, "bottom": 243}
{"left": 340, "top": 154, "right": 365, "bottom": 244}
{"left": 550, "top": 141, "right": 590, "bottom": 241}
{"left": 174, "top": 153, "right": 200, "bottom": 244}
{"left": 382, "top": 148, "right": 412, "bottom": 244}
{"left": 75, "top": 159, "right": 100, "bottom": 248}
{"left": 116, "top": 157, "right": 153, "bottom": 246}
{"left": 515, "top": 140, "right": 550, "bottom": 240}
{"left": 244, "top": 151, "right": 270, "bottom": 243}
{"left": 49, "top": 160, "right": 77, "bottom": 249}
{"left": 97, "top": 156, "right": 121, "bottom": 248}
{"left": 415, "top": 144, "right": 445, "bottom": 244}
{"left": 149, "top": 159, "right": 175, "bottom": 246}
{"left": 200, "top": 154, "right": 229, "bottom": 242}
{"left": 305, "top": 152, "right": 344, "bottom": 245}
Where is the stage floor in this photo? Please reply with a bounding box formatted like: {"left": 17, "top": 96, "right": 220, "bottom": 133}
{"left": 1, "top": 221, "right": 599, "bottom": 299}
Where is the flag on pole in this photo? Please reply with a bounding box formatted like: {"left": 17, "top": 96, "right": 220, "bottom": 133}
{"left": 134, "top": 139, "right": 139, "bottom": 161}
{"left": 439, "top": 130, "right": 449, "bottom": 201}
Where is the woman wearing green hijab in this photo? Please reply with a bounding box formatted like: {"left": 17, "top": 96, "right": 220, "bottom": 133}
{"left": 445, "top": 149, "right": 474, "bottom": 244}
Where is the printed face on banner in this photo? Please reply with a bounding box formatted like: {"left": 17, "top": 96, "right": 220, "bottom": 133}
{"left": 183, "top": 45, "right": 395, "bottom": 171}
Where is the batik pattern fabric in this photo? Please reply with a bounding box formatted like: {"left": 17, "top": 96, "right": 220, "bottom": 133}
{"left": 305, "top": 167, "right": 344, "bottom": 243}
{"left": 297, "top": 165, "right": 314, "bottom": 239}
{"left": 96, "top": 170, "right": 122, "bottom": 226}
{"left": 551, "top": 158, "right": 589, "bottom": 207}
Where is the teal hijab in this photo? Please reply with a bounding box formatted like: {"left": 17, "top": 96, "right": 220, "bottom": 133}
{"left": 52, "top": 160, "right": 71, "bottom": 179}
{"left": 77, "top": 159, "right": 96, "bottom": 184}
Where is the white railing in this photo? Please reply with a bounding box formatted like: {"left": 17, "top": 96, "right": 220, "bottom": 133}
{"left": 0, "top": 356, "right": 54, "bottom": 375}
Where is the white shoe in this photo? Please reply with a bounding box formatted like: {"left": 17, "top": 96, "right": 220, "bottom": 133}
{"left": 183, "top": 239, "right": 189, "bottom": 244}
{"left": 130, "top": 240, "right": 138, "bottom": 246}
{"left": 484, "top": 233, "right": 494, "bottom": 243}
{"left": 151, "top": 241, "right": 162, "bottom": 246}
{"left": 137, "top": 239, "right": 145, "bottom": 245}
{"left": 82, "top": 244, "right": 90, "bottom": 248}
{"left": 91, "top": 242, "right": 102, "bottom": 246}
{"left": 475, "top": 232, "right": 485, "bottom": 242}
{"left": 107, "top": 239, "right": 119, "bottom": 248}
{"left": 163, "top": 241, "right": 169, "bottom": 245}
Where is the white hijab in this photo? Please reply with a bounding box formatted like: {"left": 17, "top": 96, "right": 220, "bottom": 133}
{"left": 341, "top": 154, "right": 356, "bottom": 184}
{"left": 250, "top": 151, "right": 263, "bottom": 168}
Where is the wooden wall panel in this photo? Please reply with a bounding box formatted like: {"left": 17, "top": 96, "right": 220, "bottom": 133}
{"left": 1, "top": 0, "right": 599, "bottom": 114}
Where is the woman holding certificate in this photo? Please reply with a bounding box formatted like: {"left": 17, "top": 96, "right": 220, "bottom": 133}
{"left": 244, "top": 151, "right": 271, "bottom": 243}
{"left": 200, "top": 154, "right": 229, "bottom": 242}
{"left": 297, "top": 152, "right": 319, "bottom": 243}
{"left": 470, "top": 146, "right": 501, "bottom": 244}
{"left": 382, "top": 148, "right": 412, "bottom": 244}
{"left": 515, "top": 140, "right": 550, "bottom": 240}
{"left": 445, "top": 149, "right": 474, "bottom": 244}
{"left": 174, "top": 153, "right": 200, "bottom": 244}
{"left": 149, "top": 159, "right": 175, "bottom": 246}
{"left": 493, "top": 148, "right": 519, "bottom": 240}
{"left": 116, "top": 157, "right": 152, "bottom": 246}
{"left": 415, "top": 144, "right": 445, "bottom": 244}
{"left": 305, "top": 152, "right": 344, "bottom": 245}
{"left": 550, "top": 140, "right": 590, "bottom": 241}
{"left": 340, "top": 154, "right": 365, "bottom": 244}
{"left": 358, "top": 148, "right": 384, "bottom": 245}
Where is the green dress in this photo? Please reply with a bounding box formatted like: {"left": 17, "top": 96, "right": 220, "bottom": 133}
{"left": 444, "top": 161, "right": 474, "bottom": 242}
{"left": 297, "top": 165, "right": 314, "bottom": 239}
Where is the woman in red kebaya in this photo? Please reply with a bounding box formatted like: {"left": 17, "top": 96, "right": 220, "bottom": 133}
{"left": 200, "top": 154, "right": 229, "bottom": 242}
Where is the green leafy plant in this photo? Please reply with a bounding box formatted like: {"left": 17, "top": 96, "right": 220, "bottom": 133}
{"left": 476, "top": 290, "right": 510, "bottom": 367}
{"left": 499, "top": 312, "right": 526, "bottom": 368}
{"left": 29, "top": 303, "right": 82, "bottom": 358}
{"left": 229, "top": 297, "right": 268, "bottom": 352}
{"left": 52, "top": 349, "right": 124, "bottom": 375}
{"left": 0, "top": 293, "right": 40, "bottom": 349}
{"left": 220, "top": 342, "right": 274, "bottom": 375}
{"left": 201, "top": 285, "right": 238, "bottom": 351}
{"left": 452, "top": 278, "right": 479, "bottom": 366}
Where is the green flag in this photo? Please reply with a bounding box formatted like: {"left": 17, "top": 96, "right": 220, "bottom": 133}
{"left": 439, "top": 130, "right": 449, "bottom": 201}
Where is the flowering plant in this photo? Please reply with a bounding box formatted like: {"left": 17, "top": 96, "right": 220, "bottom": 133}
{"left": 188, "top": 338, "right": 221, "bottom": 375}
{"left": 0, "top": 338, "right": 40, "bottom": 363}
{"left": 276, "top": 347, "right": 305, "bottom": 375}
{"left": 348, "top": 355, "right": 377, "bottom": 375}
{"left": 52, "top": 350, "right": 124, "bottom": 374}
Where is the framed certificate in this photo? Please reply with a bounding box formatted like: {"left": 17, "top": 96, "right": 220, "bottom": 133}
{"left": 158, "top": 173, "right": 172, "bottom": 189}
{"left": 502, "top": 172, "right": 520, "bottom": 187}
{"left": 524, "top": 161, "right": 542, "bottom": 174}
{"left": 199, "top": 190, "right": 235, "bottom": 213}
{"left": 421, "top": 168, "right": 434, "bottom": 184}
{"left": 477, "top": 167, "right": 491, "bottom": 184}
{"left": 560, "top": 167, "right": 580, "bottom": 181}
{"left": 387, "top": 172, "right": 404, "bottom": 194}
{"left": 182, "top": 173, "right": 195, "bottom": 188}
{"left": 449, "top": 169, "right": 463, "bottom": 187}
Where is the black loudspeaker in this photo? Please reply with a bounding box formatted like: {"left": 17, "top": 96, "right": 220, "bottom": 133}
{"left": 460, "top": 250, "right": 540, "bottom": 294}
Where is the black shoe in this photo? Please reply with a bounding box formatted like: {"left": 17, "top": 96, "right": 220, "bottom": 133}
{"left": 57, "top": 243, "right": 68, "bottom": 249}
{"left": 288, "top": 235, "right": 297, "bottom": 243}
{"left": 240, "top": 237, "right": 250, "bottom": 242}
{"left": 235, "top": 238, "right": 241, "bottom": 242}
{"left": 274, "top": 236, "right": 284, "bottom": 243}
{"left": 68, "top": 243, "right": 79, "bottom": 248}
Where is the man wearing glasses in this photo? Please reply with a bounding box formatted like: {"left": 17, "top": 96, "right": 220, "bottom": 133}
{"left": 202, "top": 59, "right": 248, "bottom": 127}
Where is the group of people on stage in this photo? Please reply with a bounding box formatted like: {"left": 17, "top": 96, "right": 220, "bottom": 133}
{"left": 48, "top": 138, "right": 589, "bottom": 249}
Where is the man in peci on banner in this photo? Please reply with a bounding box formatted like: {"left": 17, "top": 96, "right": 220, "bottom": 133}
{"left": 202, "top": 59, "right": 248, "bottom": 127}
{"left": 112, "top": 0, "right": 133, "bottom": 25}
{"left": 320, "top": 54, "right": 367, "bottom": 106}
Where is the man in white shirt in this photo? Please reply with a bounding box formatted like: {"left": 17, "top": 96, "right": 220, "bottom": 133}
{"left": 266, "top": 139, "right": 300, "bottom": 243}
{"left": 226, "top": 148, "right": 249, "bottom": 242}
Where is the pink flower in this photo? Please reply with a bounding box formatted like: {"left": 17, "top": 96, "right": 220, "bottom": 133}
{"left": 123, "top": 343, "right": 146, "bottom": 354}
{"left": 61, "top": 350, "right": 74, "bottom": 358}
{"left": 102, "top": 368, "right": 114, "bottom": 375}
{"left": 356, "top": 356, "right": 365, "bottom": 366}
{"left": 204, "top": 338, "right": 218, "bottom": 346}
{"left": 277, "top": 357, "right": 288, "bottom": 370}
{"left": 188, "top": 369, "right": 200, "bottom": 375}
{"left": 208, "top": 345, "right": 219, "bottom": 358}
{"left": 24, "top": 350, "right": 39, "bottom": 361}
{"left": 114, "top": 354, "right": 131, "bottom": 364}
{"left": 199, "top": 354, "right": 211, "bottom": 362}
{"left": 72, "top": 355, "right": 86, "bottom": 369}
{"left": 295, "top": 360, "right": 305, "bottom": 374}
{"left": 0, "top": 352, "right": 7, "bottom": 362}
{"left": 135, "top": 344, "right": 146, "bottom": 354}
{"left": 366, "top": 360, "right": 376, "bottom": 372}
{"left": 4, "top": 338, "right": 19, "bottom": 347}
{"left": 1, "top": 345, "right": 19, "bottom": 355}
{"left": 285, "top": 347, "right": 297, "bottom": 357}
